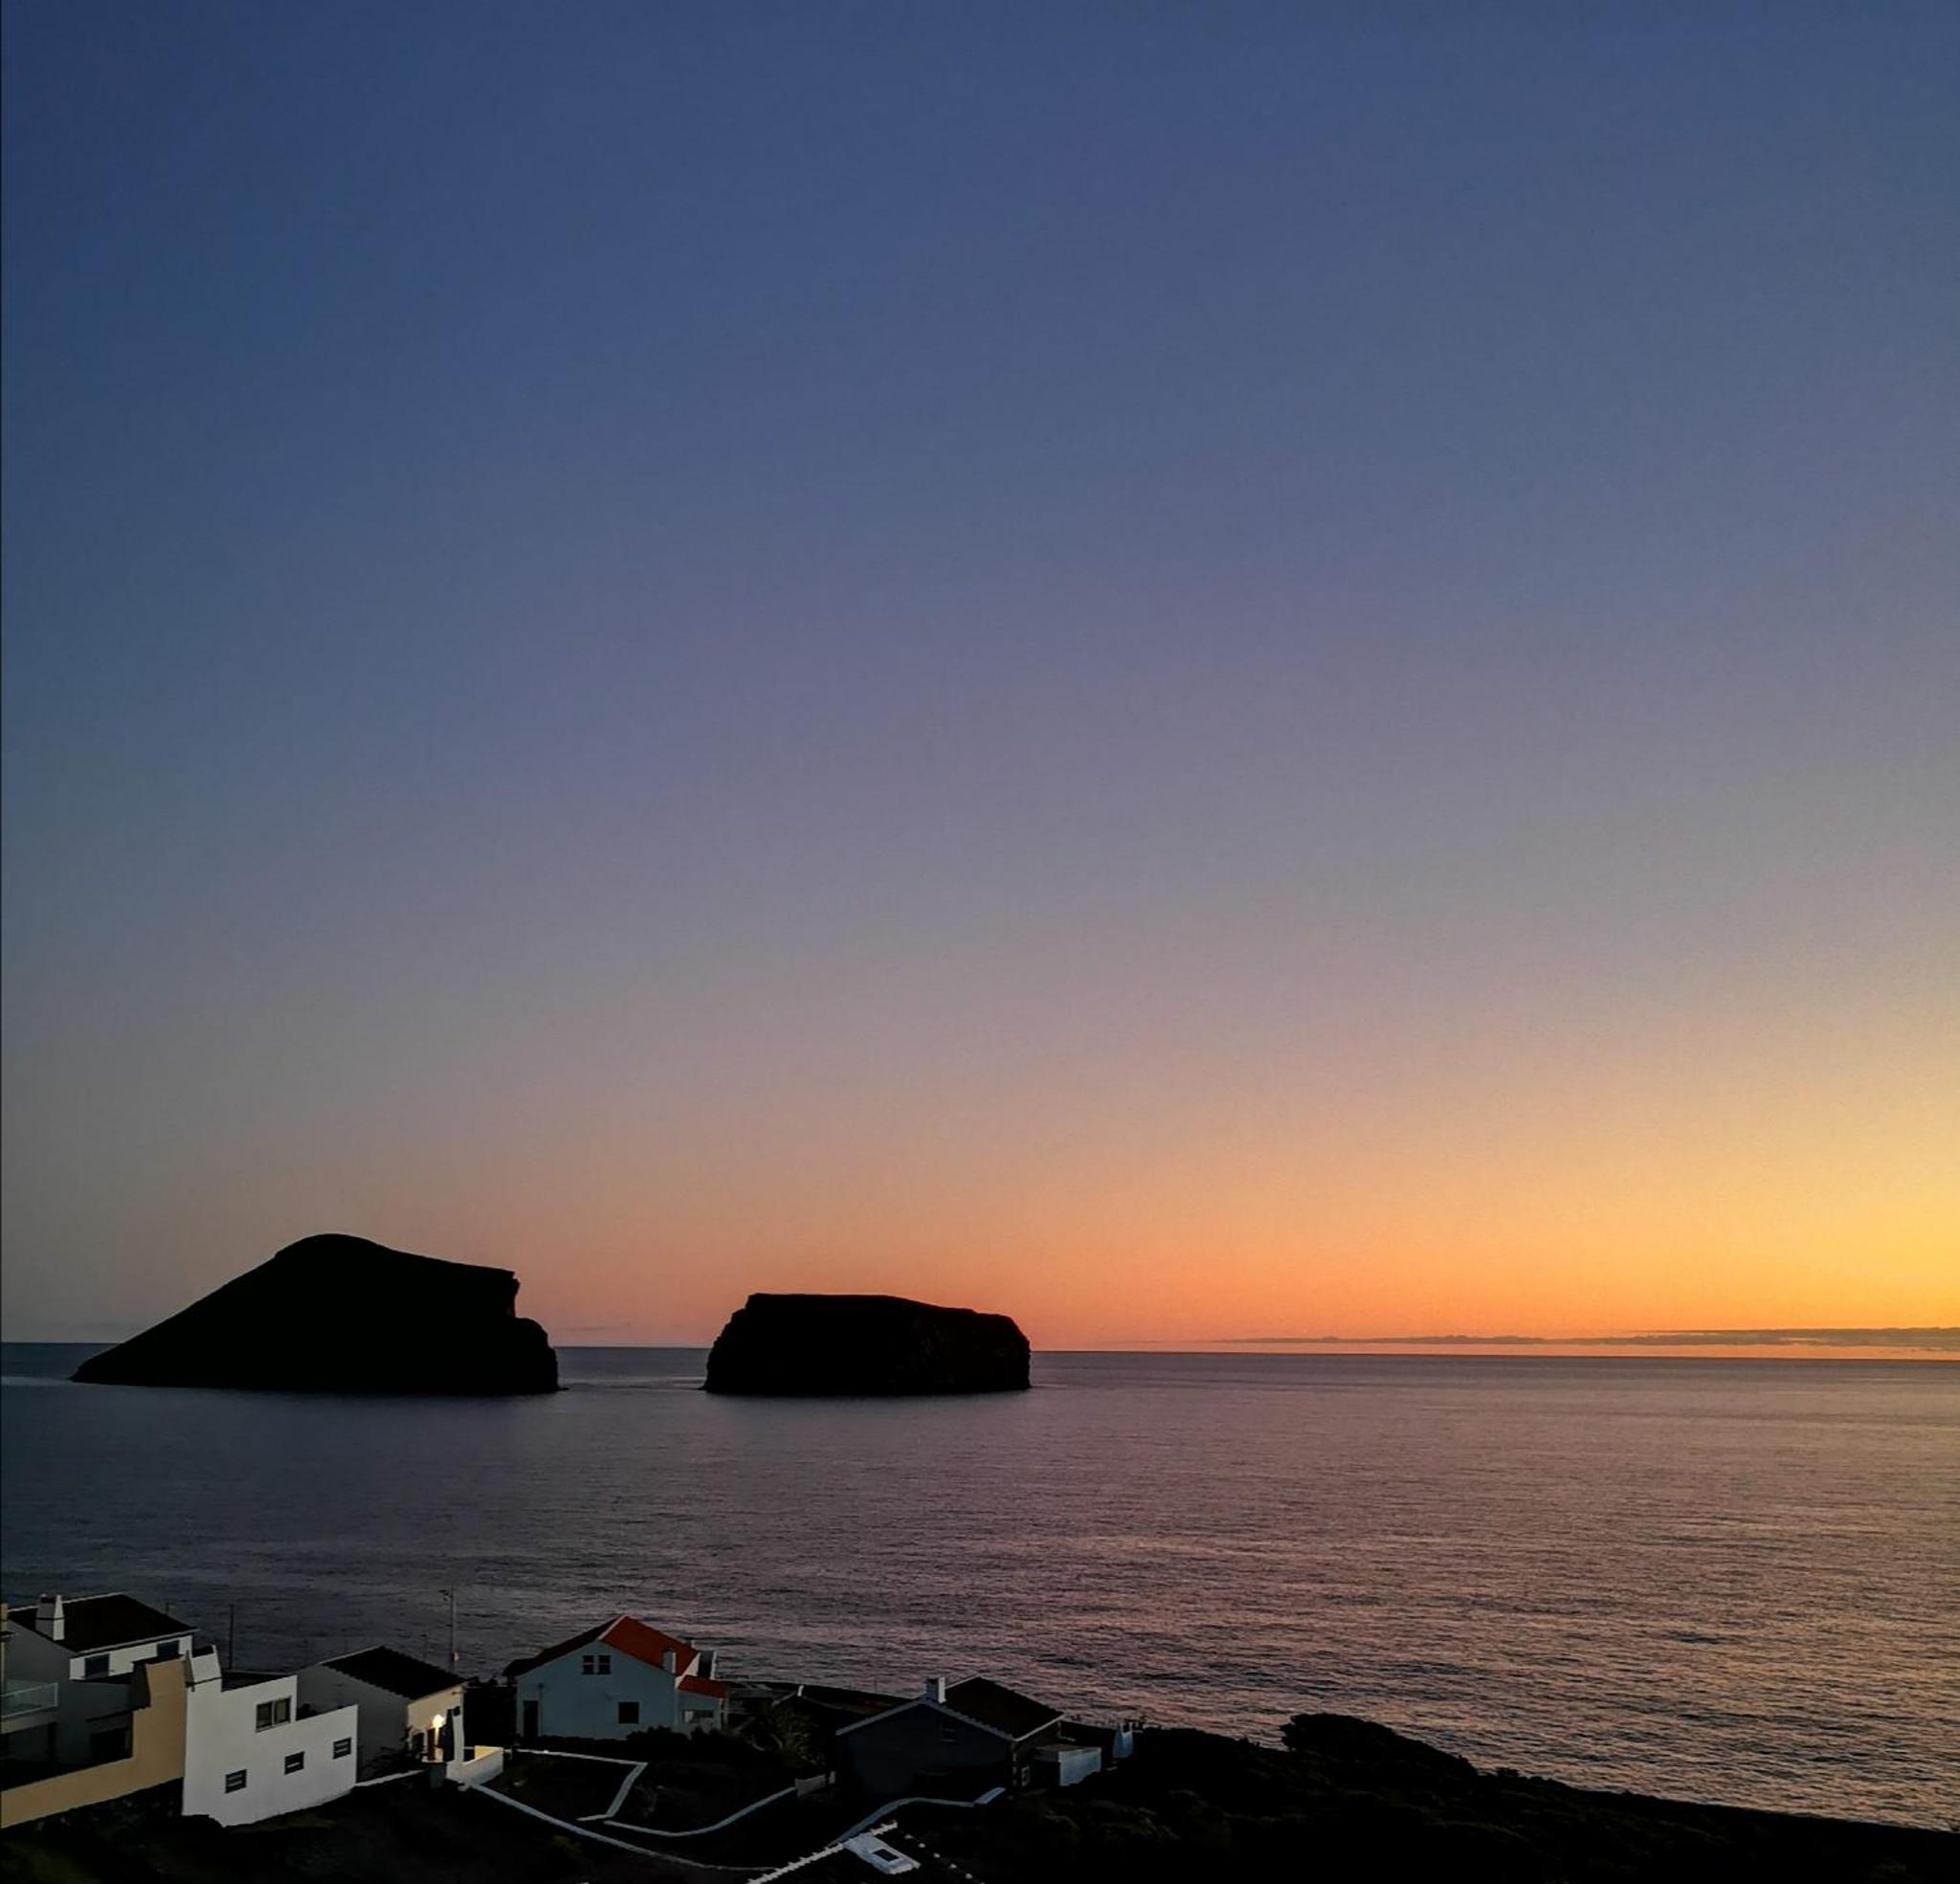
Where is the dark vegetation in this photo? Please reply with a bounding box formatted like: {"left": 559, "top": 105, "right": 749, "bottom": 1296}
{"left": 5, "top": 1712, "right": 1951, "bottom": 1882}
{"left": 909, "top": 1715, "right": 1959, "bottom": 1883}
{"left": 0, "top": 1779, "right": 682, "bottom": 1883}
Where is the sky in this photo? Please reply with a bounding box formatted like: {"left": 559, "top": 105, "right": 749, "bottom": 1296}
{"left": 3, "top": 2, "right": 1955, "bottom": 1347}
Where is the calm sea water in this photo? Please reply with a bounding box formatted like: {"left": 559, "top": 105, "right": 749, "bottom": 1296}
{"left": 3, "top": 1346, "right": 1954, "bottom": 1826}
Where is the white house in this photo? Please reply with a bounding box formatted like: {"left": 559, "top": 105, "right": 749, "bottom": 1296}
{"left": 3, "top": 1589, "right": 361, "bottom": 1829}
{"left": 298, "top": 1646, "right": 463, "bottom": 1773}
{"left": 182, "top": 1663, "right": 360, "bottom": 1827}
{"left": 5, "top": 1593, "right": 198, "bottom": 1764}
{"left": 504, "top": 1615, "right": 727, "bottom": 1740}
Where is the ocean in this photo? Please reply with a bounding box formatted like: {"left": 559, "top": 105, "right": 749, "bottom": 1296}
{"left": 2, "top": 1346, "right": 1954, "bottom": 1827}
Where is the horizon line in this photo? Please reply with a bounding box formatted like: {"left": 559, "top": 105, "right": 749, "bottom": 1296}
{"left": 9, "top": 1325, "right": 1957, "bottom": 1356}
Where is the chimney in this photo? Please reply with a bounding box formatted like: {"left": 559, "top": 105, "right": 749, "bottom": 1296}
{"left": 661, "top": 1651, "right": 677, "bottom": 1674}
{"left": 40, "top": 1595, "right": 65, "bottom": 1643}
{"left": 924, "top": 1676, "right": 947, "bottom": 1704}
{"left": 699, "top": 1650, "right": 717, "bottom": 1678}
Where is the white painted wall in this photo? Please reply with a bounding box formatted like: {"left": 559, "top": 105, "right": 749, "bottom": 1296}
{"left": 445, "top": 1744, "right": 505, "bottom": 1786}
{"left": 67, "top": 1635, "right": 193, "bottom": 1682}
{"left": 182, "top": 1672, "right": 358, "bottom": 1827}
{"left": 295, "top": 1666, "right": 462, "bottom": 1772}
{"left": 1036, "top": 1744, "right": 1102, "bottom": 1787}
{"left": 516, "top": 1649, "right": 688, "bottom": 1739}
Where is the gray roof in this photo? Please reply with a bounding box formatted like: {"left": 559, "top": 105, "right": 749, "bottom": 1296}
{"left": 320, "top": 1645, "right": 457, "bottom": 1698}
{"left": 16, "top": 1594, "right": 192, "bottom": 1653}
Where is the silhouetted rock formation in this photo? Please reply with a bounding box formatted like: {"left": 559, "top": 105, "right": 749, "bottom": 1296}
{"left": 72, "top": 1234, "right": 559, "bottom": 1394}
{"left": 703, "top": 1293, "right": 1031, "bottom": 1396}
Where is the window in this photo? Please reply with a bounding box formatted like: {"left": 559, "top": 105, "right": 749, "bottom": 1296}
{"left": 596, "top": 1653, "right": 612, "bottom": 1673}
{"left": 155, "top": 1639, "right": 182, "bottom": 1657}
{"left": 617, "top": 1701, "right": 639, "bottom": 1725}
{"left": 581, "top": 1653, "right": 595, "bottom": 1674}
{"left": 284, "top": 1751, "right": 305, "bottom": 1775}
{"left": 82, "top": 1653, "right": 109, "bottom": 1677}
{"left": 256, "top": 1696, "right": 292, "bottom": 1731}
{"left": 224, "top": 1770, "right": 247, "bottom": 1794}
{"left": 940, "top": 1725, "right": 958, "bottom": 1743}
{"left": 333, "top": 1738, "right": 353, "bottom": 1760}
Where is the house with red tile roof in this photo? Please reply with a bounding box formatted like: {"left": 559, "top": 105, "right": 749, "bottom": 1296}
{"left": 501, "top": 1615, "right": 726, "bottom": 1740}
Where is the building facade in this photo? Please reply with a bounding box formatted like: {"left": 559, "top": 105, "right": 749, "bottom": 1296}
{"left": 181, "top": 1667, "right": 360, "bottom": 1827}
{"left": 505, "top": 1615, "right": 727, "bottom": 1740}
{"left": 298, "top": 1646, "right": 463, "bottom": 1773}
{"left": 835, "top": 1677, "right": 1065, "bottom": 1801}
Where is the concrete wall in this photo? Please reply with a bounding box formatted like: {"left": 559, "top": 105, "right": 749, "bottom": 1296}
{"left": 182, "top": 1672, "right": 359, "bottom": 1827}
{"left": 837, "top": 1701, "right": 1013, "bottom": 1802}
{"left": 517, "top": 1650, "right": 686, "bottom": 1740}
{"left": 444, "top": 1744, "right": 505, "bottom": 1786}
{"left": 1036, "top": 1743, "right": 1102, "bottom": 1787}
{"left": 295, "top": 1666, "right": 463, "bottom": 1773}
{"left": 0, "top": 1657, "right": 189, "bottom": 1829}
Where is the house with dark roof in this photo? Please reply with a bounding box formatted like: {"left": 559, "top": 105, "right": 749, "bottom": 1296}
{"left": 298, "top": 1645, "right": 465, "bottom": 1773}
{"left": 3, "top": 1592, "right": 197, "bottom": 1766}
{"left": 835, "top": 1676, "right": 1072, "bottom": 1801}
{"left": 502, "top": 1615, "right": 727, "bottom": 1740}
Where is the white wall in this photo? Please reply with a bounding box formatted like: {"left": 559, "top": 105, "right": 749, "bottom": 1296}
{"left": 67, "top": 1635, "right": 193, "bottom": 1682}
{"left": 516, "top": 1649, "right": 684, "bottom": 1739}
{"left": 295, "top": 1666, "right": 462, "bottom": 1772}
{"left": 183, "top": 1672, "right": 358, "bottom": 1827}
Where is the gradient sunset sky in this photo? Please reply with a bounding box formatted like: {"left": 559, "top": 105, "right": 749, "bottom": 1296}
{"left": 4, "top": 3, "right": 1955, "bottom": 1347}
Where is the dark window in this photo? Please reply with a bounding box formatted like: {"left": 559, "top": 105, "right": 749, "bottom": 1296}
{"left": 596, "top": 1653, "right": 612, "bottom": 1673}
{"left": 156, "top": 1639, "right": 182, "bottom": 1657}
{"left": 256, "top": 1697, "right": 292, "bottom": 1731}
{"left": 333, "top": 1738, "right": 353, "bottom": 1759}
{"left": 224, "top": 1770, "right": 247, "bottom": 1794}
{"left": 82, "top": 1653, "right": 110, "bottom": 1677}
{"left": 617, "top": 1700, "right": 639, "bottom": 1725}
{"left": 940, "top": 1725, "right": 958, "bottom": 1743}
{"left": 284, "top": 1751, "right": 305, "bottom": 1775}
{"left": 581, "top": 1654, "right": 595, "bottom": 1674}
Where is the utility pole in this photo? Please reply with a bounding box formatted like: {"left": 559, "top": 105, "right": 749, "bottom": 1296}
{"left": 441, "top": 1587, "right": 457, "bottom": 1672}
{"left": 226, "top": 1604, "right": 236, "bottom": 1668}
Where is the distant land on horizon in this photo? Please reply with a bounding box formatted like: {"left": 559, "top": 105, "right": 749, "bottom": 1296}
{"left": 1208, "top": 1326, "right": 1960, "bottom": 1355}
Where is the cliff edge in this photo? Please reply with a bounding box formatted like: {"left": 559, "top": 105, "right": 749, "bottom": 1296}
{"left": 72, "top": 1233, "right": 559, "bottom": 1394}
{"left": 703, "top": 1292, "right": 1031, "bottom": 1396}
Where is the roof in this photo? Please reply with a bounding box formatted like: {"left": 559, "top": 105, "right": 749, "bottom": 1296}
{"left": 677, "top": 1673, "right": 727, "bottom": 1699}
{"left": 502, "top": 1613, "right": 700, "bottom": 1680}
{"left": 321, "top": 1645, "right": 458, "bottom": 1699}
{"left": 943, "top": 1677, "right": 1061, "bottom": 1741}
{"left": 16, "top": 1595, "right": 193, "bottom": 1653}
{"left": 836, "top": 1676, "right": 1061, "bottom": 1745}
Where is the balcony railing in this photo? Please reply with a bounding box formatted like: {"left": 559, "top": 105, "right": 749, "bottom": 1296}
{"left": 1, "top": 1681, "right": 60, "bottom": 1724}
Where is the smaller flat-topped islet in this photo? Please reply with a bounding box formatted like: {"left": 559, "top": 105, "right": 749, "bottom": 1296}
{"left": 703, "top": 1292, "right": 1031, "bottom": 1396}
{"left": 72, "top": 1233, "right": 559, "bottom": 1395}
